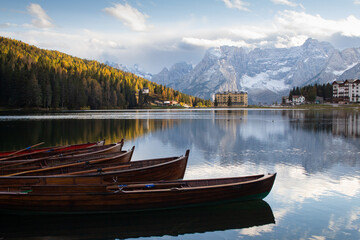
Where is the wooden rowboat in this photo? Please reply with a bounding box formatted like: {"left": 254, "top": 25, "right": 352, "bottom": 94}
{"left": 0, "top": 140, "right": 120, "bottom": 162}
{"left": 0, "top": 146, "right": 135, "bottom": 176}
{"left": 0, "top": 173, "right": 275, "bottom": 213}
{"left": 0, "top": 140, "right": 105, "bottom": 159}
{"left": 0, "top": 150, "right": 190, "bottom": 186}
{"left": 0, "top": 141, "right": 124, "bottom": 171}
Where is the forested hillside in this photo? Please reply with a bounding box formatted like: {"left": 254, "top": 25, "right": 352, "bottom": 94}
{"left": 0, "top": 37, "right": 211, "bottom": 109}
{"left": 288, "top": 83, "right": 333, "bottom": 102}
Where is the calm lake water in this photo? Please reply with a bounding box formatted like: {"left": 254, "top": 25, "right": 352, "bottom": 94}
{"left": 0, "top": 108, "right": 359, "bottom": 240}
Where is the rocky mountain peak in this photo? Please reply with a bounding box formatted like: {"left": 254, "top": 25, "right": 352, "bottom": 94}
{"left": 151, "top": 38, "right": 360, "bottom": 104}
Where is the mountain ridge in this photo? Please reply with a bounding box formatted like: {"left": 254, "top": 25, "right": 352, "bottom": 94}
{"left": 151, "top": 38, "right": 360, "bottom": 104}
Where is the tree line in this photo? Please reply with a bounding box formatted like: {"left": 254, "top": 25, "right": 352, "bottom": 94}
{"left": 288, "top": 83, "right": 333, "bottom": 102}
{"left": 0, "top": 37, "right": 211, "bottom": 109}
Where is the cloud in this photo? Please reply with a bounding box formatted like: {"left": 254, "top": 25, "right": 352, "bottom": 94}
{"left": 275, "top": 10, "right": 360, "bottom": 38}
{"left": 0, "top": 23, "right": 17, "bottom": 28}
{"left": 6, "top": 6, "right": 360, "bottom": 73}
{"left": 27, "top": 3, "right": 53, "bottom": 28}
{"left": 181, "top": 10, "right": 360, "bottom": 50}
{"left": 222, "top": 0, "right": 250, "bottom": 11}
{"left": 182, "top": 37, "right": 251, "bottom": 49}
{"left": 308, "top": 236, "right": 326, "bottom": 240}
{"left": 354, "top": 0, "right": 360, "bottom": 5}
{"left": 271, "top": 0, "right": 297, "bottom": 7}
{"left": 103, "top": 3, "right": 151, "bottom": 32}
{"left": 229, "top": 27, "right": 271, "bottom": 40}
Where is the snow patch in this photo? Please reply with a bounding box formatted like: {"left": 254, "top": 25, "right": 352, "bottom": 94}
{"left": 266, "top": 67, "right": 291, "bottom": 76}
{"left": 278, "top": 67, "right": 291, "bottom": 73}
{"left": 333, "top": 62, "right": 358, "bottom": 76}
{"left": 240, "top": 73, "right": 289, "bottom": 92}
{"left": 277, "top": 61, "right": 288, "bottom": 66}
{"left": 241, "top": 73, "right": 269, "bottom": 89}
{"left": 208, "top": 47, "right": 222, "bottom": 58}
{"left": 265, "top": 79, "right": 289, "bottom": 92}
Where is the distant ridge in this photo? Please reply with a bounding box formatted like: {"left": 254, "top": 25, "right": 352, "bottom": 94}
{"left": 151, "top": 38, "right": 360, "bottom": 104}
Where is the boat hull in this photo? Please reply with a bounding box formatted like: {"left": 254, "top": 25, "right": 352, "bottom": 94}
{"left": 0, "top": 140, "right": 105, "bottom": 159}
{"left": 0, "top": 151, "right": 189, "bottom": 185}
{"left": 0, "top": 141, "right": 123, "bottom": 172}
{"left": 4, "top": 147, "right": 134, "bottom": 176}
{"left": 0, "top": 173, "right": 275, "bottom": 213}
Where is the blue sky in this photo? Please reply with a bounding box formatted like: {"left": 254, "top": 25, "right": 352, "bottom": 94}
{"left": 2, "top": 0, "right": 360, "bottom": 73}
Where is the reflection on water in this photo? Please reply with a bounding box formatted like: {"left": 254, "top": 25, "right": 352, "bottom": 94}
{"left": 0, "top": 200, "right": 274, "bottom": 240}
{"left": 284, "top": 109, "right": 360, "bottom": 138}
{"left": 0, "top": 118, "right": 180, "bottom": 151}
{"left": 0, "top": 109, "right": 360, "bottom": 239}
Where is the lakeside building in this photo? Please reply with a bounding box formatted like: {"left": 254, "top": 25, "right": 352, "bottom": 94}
{"left": 215, "top": 91, "right": 248, "bottom": 107}
{"left": 281, "top": 95, "right": 305, "bottom": 105}
{"left": 292, "top": 95, "right": 305, "bottom": 105}
{"left": 333, "top": 80, "right": 360, "bottom": 103}
{"left": 142, "top": 87, "right": 149, "bottom": 94}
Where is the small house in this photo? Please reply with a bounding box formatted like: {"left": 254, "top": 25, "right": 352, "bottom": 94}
{"left": 142, "top": 88, "right": 149, "bottom": 94}
{"left": 292, "top": 95, "right": 305, "bottom": 105}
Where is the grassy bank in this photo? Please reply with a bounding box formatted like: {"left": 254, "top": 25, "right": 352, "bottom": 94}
{"left": 287, "top": 104, "right": 360, "bottom": 111}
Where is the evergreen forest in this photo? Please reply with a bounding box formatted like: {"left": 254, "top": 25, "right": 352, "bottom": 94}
{"left": 288, "top": 83, "right": 333, "bottom": 102}
{"left": 0, "top": 37, "right": 211, "bottom": 109}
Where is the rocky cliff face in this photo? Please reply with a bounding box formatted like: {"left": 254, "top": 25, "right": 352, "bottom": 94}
{"left": 151, "top": 62, "right": 193, "bottom": 87}
{"left": 151, "top": 38, "right": 360, "bottom": 104}
{"left": 105, "top": 62, "right": 153, "bottom": 80}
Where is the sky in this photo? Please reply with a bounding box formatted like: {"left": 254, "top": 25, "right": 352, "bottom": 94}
{"left": 2, "top": 0, "right": 360, "bottom": 73}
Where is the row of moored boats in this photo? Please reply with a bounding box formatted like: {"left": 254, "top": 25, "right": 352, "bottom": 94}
{"left": 0, "top": 140, "right": 276, "bottom": 213}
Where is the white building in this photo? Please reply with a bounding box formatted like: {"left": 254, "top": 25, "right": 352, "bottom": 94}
{"left": 292, "top": 95, "right": 305, "bottom": 104}
{"left": 333, "top": 80, "right": 360, "bottom": 103}
{"left": 141, "top": 88, "right": 149, "bottom": 94}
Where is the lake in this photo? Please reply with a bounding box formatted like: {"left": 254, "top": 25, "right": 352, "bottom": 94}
{"left": 0, "top": 108, "right": 359, "bottom": 239}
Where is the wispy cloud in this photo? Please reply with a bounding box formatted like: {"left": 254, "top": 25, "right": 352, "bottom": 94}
{"left": 180, "top": 10, "right": 360, "bottom": 50}
{"left": 222, "top": 0, "right": 250, "bottom": 11}
{"left": 27, "top": 3, "right": 53, "bottom": 28}
{"left": 0, "top": 23, "right": 17, "bottom": 28}
{"left": 354, "top": 0, "right": 360, "bottom": 5}
{"left": 5, "top": 3, "right": 360, "bottom": 73}
{"left": 271, "top": 0, "right": 297, "bottom": 7}
{"left": 182, "top": 37, "right": 251, "bottom": 48}
{"left": 275, "top": 10, "right": 360, "bottom": 38}
{"left": 103, "top": 3, "right": 151, "bottom": 32}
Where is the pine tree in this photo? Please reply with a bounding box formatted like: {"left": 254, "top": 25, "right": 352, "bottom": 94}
{"left": 227, "top": 96, "right": 232, "bottom": 106}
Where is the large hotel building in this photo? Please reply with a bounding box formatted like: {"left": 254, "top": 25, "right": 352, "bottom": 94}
{"left": 215, "top": 91, "right": 248, "bottom": 107}
{"left": 332, "top": 80, "right": 360, "bottom": 103}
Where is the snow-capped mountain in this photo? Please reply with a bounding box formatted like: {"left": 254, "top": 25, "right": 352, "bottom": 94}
{"left": 151, "top": 62, "right": 193, "bottom": 87}
{"left": 337, "top": 63, "right": 360, "bottom": 80}
{"left": 151, "top": 38, "right": 360, "bottom": 104}
{"left": 105, "top": 61, "right": 153, "bottom": 80}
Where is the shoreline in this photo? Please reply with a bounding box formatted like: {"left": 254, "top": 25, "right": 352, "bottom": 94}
{"left": 1, "top": 103, "right": 359, "bottom": 113}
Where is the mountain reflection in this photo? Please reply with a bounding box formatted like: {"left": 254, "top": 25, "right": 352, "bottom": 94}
{"left": 142, "top": 109, "right": 360, "bottom": 173}
{"left": 0, "top": 200, "right": 274, "bottom": 239}
{"left": 1, "top": 109, "right": 359, "bottom": 174}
